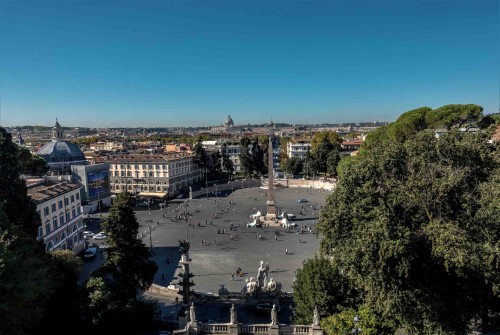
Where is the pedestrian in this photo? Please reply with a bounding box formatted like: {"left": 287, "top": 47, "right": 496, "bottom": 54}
{"left": 285, "top": 248, "right": 288, "bottom": 255}
{"left": 157, "top": 221, "right": 159, "bottom": 226}
{"left": 213, "top": 239, "right": 216, "bottom": 245}
{"left": 275, "top": 235, "right": 277, "bottom": 241}
{"left": 231, "top": 273, "right": 234, "bottom": 280}
{"left": 299, "top": 237, "right": 302, "bottom": 243}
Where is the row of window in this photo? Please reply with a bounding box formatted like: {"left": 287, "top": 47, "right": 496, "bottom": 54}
{"left": 39, "top": 206, "right": 81, "bottom": 238}
{"left": 110, "top": 160, "right": 194, "bottom": 171}
{"left": 42, "top": 193, "right": 80, "bottom": 216}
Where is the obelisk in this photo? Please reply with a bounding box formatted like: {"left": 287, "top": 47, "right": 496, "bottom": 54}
{"left": 266, "top": 132, "right": 276, "bottom": 219}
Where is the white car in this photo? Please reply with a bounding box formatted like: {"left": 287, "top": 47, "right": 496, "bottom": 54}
{"left": 83, "top": 231, "right": 94, "bottom": 239}
{"left": 93, "top": 232, "right": 107, "bottom": 240}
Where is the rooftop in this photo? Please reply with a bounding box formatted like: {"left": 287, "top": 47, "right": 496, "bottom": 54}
{"left": 106, "top": 153, "right": 194, "bottom": 163}
{"left": 27, "top": 181, "right": 81, "bottom": 204}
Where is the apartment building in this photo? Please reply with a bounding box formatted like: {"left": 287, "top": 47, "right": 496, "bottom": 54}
{"left": 287, "top": 139, "right": 312, "bottom": 159}
{"left": 107, "top": 153, "right": 201, "bottom": 198}
{"left": 27, "top": 179, "right": 85, "bottom": 253}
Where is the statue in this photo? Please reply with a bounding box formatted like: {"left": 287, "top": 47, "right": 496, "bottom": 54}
{"left": 230, "top": 304, "right": 237, "bottom": 325}
{"left": 218, "top": 284, "right": 229, "bottom": 296}
{"left": 271, "top": 304, "right": 278, "bottom": 325}
{"left": 246, "top": 277, "right": 258, "bottom": 294}
{"left": 179, "top": 239, "right": 190, "bottom": 256}
{"left": 189, "top": 302, "right": 196, "bottom": 324}
{"left": 313, "top": 306, "right": 320, "bottom": 326}
{"left": 257, "top": 261, "right": 266, "bottom": 288}
{"left": 266, "top": 277, "right": 282, "bottom": 295}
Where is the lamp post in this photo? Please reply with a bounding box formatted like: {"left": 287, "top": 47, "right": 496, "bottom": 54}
{"left": 148, "top": 201, "right": 153, "bottom": 253}
{"left": 205, "top": 168, "right": 209, "bottom": 200}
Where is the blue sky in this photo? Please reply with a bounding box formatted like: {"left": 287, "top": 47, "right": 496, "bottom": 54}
{"left": 1, "top": 0, "right": 498, "bottom": 128}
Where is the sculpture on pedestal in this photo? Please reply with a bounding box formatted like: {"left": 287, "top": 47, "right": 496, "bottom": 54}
{"left": 266, "top": 277, "right": 282, "bottom": 295}
{"left": 313, "top": 306, "right": 320, "bottom": 326}
{"left": 230, "top": 304, "right": 237, "bottom": 325}
{"left": 257, "top": 261, "right": 267, "bottom": 288}
{"left": 271, "top": 304, "right": 278, "bottom": 325}
{"left": 246, "top": 277, "right": 258, "bottom": 294}
{"left": 189, "top": 303, "right": 197, "bottom": 324}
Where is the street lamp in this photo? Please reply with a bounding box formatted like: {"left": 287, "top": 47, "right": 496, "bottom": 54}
{"left": 148, "top": 201, "right": 153, "bottom": 253}
{"left": 205, "top": 168, "right": 209, "bottom": 200}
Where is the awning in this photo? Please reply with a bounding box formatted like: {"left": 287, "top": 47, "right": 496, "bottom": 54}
{"left": 138, "top": 192, "right": 168, "bottom": 198}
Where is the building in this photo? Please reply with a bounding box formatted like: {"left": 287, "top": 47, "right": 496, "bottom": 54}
{"left": 71, "top": 163, "right": 113, "bottom": 214}
{"left": 107, "top": 153, "right": 202, "bottom": 198}
{"left": 287, "top": 139, "right": 311, "bottom": 159}
{"left": 36, "top": 120, "right": 87, "bottom": 175}
{"left": 27, "top": 178, "right": 85, "bottom": 253}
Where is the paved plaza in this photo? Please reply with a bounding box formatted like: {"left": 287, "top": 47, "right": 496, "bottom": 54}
{"left": 82, "top": 185, "right": 331, "bottom": 295}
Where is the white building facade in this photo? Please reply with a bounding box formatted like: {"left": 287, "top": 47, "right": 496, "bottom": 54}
{"left": 287, "top": 139, "right": 312, "bottom": 159}
{"left": 107, "top": 153, "right": 202, "bottom": 198}
{"left": 27, "top": 180, "right": 85, "bottom": 253}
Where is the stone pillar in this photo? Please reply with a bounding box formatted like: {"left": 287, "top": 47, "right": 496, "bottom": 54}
{"left": 270, "top": 324, "right": 280, "bottom": 335}
{"left": 266, "top": 132, "right": 276, "bottom": 219}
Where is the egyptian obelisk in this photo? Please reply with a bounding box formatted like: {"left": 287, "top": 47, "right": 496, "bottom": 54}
{"left": 266, "top": 131, "right": 276, "bottom": 219}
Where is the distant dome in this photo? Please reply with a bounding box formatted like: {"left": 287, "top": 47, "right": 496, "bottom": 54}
{"left": 37, "top": 141, "right": 85, "bottom": 163}
{"left": 36, "top": 120, "right": 86, "bottom": 174}
{"left": 225, "top": 115, "right": 234, "bottom": 127}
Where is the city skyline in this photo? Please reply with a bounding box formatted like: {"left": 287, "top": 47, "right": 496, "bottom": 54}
{"left": 1, "top": 0, "right": 498, "bottom": 128}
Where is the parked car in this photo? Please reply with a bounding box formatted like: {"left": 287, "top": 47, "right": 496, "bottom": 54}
{"left": 93, "top": 232, "right": 107, "bottom": 240}
{"left": 83, "top": 246, "right": 98, "bottom": 260}
{"left": 83, "top": 231, "right": 94, "bottom": 239}
{"left": 297, "top": 198, "right": 308, "bottom": 203}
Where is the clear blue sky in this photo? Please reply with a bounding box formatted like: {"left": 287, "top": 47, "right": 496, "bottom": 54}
{"left": 1, "top": 0, "right": 498, "bottom": 128}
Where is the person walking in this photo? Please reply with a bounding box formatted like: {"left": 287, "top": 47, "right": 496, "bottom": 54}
{"left": 285, "top": 248, "right": 288, "bottom": 255}
{"left": 231, "top": 273, "right": 234, "bottom": 280}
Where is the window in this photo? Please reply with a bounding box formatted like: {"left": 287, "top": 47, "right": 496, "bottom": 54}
{"left": 71, "top": 195, "right": 75, "bottom": 203}
{"left": 72, "top": 208, "right": 76, "bottom": 219}
{"left": 59, "top": 214, "right": 64, "bottom": 226}
{"left": 37, "top": 210, "right": 41, "bottom": 219}
{"left": 45, "top": 221, "right": 51, "bottom": 234}
{"left": 38, "top": 226, "right": 43, "bottom": 239}
{"left": 77, "top": 207, "right": 81, "bottom": 215}
{"left": 52, "top": 217, "right": 58, "bottom": 230}
{"left": 59, "top": 200, "right": 63, "bottom": 209}
{"left": 43, "top": 207, "right": 49, "bottom": 216}
{"left": 76, "top": 193, "right": 79, "bottom": 200}
{"left": 64, "top": 198, "right": 69, "bottom": 206}
{"left": 51, "top": 203, "right": 57, "bottom": 213}
{"left": 66, "top": 211, "right": 70, "bottom": 222}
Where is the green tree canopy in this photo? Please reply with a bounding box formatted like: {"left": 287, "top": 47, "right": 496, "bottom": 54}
{"left": 319, "top": 128, "right": 499, "bottom": 334}
{"left": 86, "top": 192, "right": 158, "bottom": 331}
{"left": 292, "top": 256, "right": 358, "bottom": 324}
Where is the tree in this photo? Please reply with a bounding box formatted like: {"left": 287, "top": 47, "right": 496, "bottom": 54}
{"left": 0, "top": 127, "right": 60, "bottom": 335}
{"left": 302, "top": 150, "right": 317, "bottom": 178}
{"left": 240, "top": 137, "right": 253, "bottom": 178}
{"left": 285, "top": 156, "right": 303, "bottom": 175}
{"left": 87, "top": 192, "right": 157, "bottom": 330}
{"left": 326, "top": 148, "right": 340, "bottom": 177}
{"left": 292, "top": 256, "right": 358, "bottom": 325}
{"left": 220, "top": 143, "right": 234, "bottom": 175}
{"left": 192, "top": 137, "right": 208, "bottom": 169}
{"left": 17, "top": 147, "right": 49, "bottom": 176}
{"left": 310, "top": 131, "right": 342, "bottom": 176}
{"left": 319, "top": 128, "right": 500, "bottom": 334}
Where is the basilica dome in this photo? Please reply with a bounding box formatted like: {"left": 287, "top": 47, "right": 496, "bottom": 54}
{"left": 224, "top": 115, "right": 234, "bottom": 128}
{"left": 37, "top": 120, "right": 86, "bottom": 174}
